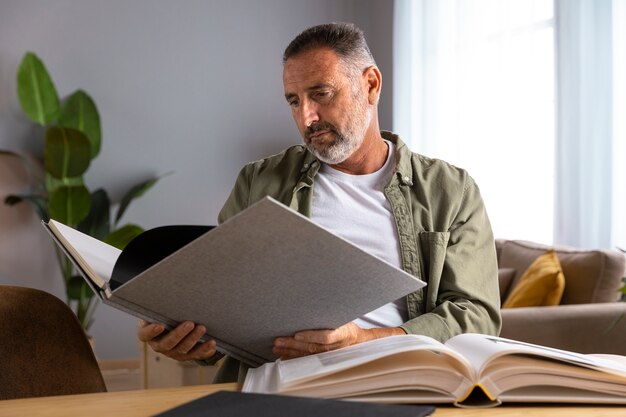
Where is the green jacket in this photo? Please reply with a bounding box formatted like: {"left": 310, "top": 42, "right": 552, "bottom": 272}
{"left": 210, "top": 131, "right": 501, "bottom": 383}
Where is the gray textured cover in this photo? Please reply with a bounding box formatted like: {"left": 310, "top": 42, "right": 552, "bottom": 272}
{"left": 108, "top": 197, "right": 425, "bottom": 366}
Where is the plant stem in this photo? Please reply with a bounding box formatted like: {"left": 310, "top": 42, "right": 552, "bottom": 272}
{"left": 77, "top": 281, "right": 88, "bottom": 329}
{"left": 53, "top": 246, "right": 66, "bottom": 279}
{"left": 54, "top": 246, "right": 90, "bottom": 330}
{"left": 83, "top": 296, "right": 99, "bottom": 332}
{"left": 53, "top": 246, "right": 73, "bottom": 299}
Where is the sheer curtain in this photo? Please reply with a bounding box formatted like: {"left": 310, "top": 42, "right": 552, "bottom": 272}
{"left": 614, "top": 0, "right": 626, "bottom": 251}
{"left": 394, "top": 0, "right": 556, "bottom": 244}
{"left": 394, "top": 0, "right": 626, "bottom": 249}
{"left": 555, "top": 0, "right": 621, "bottom": 249}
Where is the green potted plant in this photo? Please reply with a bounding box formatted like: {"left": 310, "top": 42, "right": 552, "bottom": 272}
{"left": 1, "top": 52, "right": 166, "bottom": 332}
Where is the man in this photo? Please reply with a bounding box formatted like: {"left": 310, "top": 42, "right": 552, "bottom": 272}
{"left": 138, "top": 22, "right": 501, "bottom": 383}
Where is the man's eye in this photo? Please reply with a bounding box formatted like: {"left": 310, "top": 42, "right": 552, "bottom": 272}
{"left": 314, "top": 91, "right": 333, "bottom": 103}
{"left": 288, "top": 100, "right": 299, "bottom": 108}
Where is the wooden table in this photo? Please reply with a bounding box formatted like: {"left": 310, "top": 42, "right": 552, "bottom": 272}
{"left": 0, "top": 383, "right": 625, "bottom": 417}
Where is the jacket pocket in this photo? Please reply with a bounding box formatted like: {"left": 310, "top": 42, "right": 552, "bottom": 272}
{"left": 418, "top": 231, "right": 450, "bottom": 312}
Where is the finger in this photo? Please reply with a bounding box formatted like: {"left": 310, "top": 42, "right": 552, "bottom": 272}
{"left": 174, "top": 324, "right": 207, "bottom": 355}
{"left": 295, "top": 322, "right": 360, "bottom": 345}
{"left": 293, "top": 323, "right": 354, "bottom": 344}
{"left": 273, "top": 344, "right": 338, "bottom": 360}
{"left": 272, "top": 346, "right": 308, "bottom": 360}
{"left": 137, "top": 322, "right": 166, "bottom": 342}
{"left": 293, "top": 329, "right": 339, "bottom": 344}
{"left": 186, "top": 339, "right": 217, "bottom": 360}
{"left": 274, "top": 337, "right": 341, "bottom": 355}
{"left": 166, "top": 339, "right": 217, "bottom": 362}
{"left": 151, "top": 321, "right": 195, "bottom": 352}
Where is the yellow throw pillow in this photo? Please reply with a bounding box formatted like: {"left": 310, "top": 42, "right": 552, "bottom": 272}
{"left": 502, "top": 249, "right": 565, "bottom": 308}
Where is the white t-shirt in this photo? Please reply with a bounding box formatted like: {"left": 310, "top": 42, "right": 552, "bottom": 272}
{"left": 310, "top": 140, "right": 408, "bottom": 329}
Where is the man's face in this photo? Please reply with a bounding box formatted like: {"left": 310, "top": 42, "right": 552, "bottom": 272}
{"left": 283, "top": 48, "right": 372, "bottom": 165}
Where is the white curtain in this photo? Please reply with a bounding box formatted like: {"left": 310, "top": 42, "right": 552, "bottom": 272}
{"left": 555, "top": 0, "right": 623, "bottom": 249}
{"left": 394, "top": 0, "right": 626, "bottom": 250}
{"left": 614, "top": 0, "right": 626, "bottom": 251}
{"left": 394, "top": 0, "right": 556, "bottom": 244}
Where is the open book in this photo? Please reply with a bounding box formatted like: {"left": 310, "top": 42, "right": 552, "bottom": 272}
{"left": 243, "top": 333, "right": 626, "bottom": 407}
{"left": 43, "top": 197, "right": 424, "bottom": 367}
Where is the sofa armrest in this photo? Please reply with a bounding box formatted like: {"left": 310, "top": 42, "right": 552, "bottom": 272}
{"left": 500, "top": 302, "right": 626, "bottom": 355}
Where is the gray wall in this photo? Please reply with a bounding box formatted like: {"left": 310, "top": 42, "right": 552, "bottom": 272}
{"left": 0, "top": 0, "right": 394, "bottom": 359}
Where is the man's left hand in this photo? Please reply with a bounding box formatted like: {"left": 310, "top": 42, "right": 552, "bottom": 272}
{"left": 272, "top": 322, "right": 405, "bottom": 360}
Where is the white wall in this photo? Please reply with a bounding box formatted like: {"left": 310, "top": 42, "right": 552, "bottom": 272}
{"left": 0, "top": 0, "right": 394, "bottom": 359}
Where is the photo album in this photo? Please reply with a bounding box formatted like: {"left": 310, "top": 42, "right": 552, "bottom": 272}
{"left": 43, "top": 196, "right": 424, "bottom": 367}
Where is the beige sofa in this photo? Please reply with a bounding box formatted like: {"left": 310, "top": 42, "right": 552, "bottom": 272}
{"left": 497, "top": 239, "right": 626, "bottom": 355}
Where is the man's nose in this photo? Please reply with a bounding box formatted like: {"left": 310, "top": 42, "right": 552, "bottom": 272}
{"left": 300, "top": 100, "right": 320, "bottom": 128}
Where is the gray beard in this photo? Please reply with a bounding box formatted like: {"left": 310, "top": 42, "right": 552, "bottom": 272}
{"left": 307, "top": 107, "right": 371, "bottom": 165}
{"left": 306, "top": 131, "right": 363, "bottom": 165}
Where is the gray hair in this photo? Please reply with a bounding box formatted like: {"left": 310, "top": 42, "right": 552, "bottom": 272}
{"left": 283, "top": 22, "right": 376, "bottom": 77}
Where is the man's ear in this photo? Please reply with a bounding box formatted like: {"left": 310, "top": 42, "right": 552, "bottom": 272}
{"left": 363, "top": 66, "right": 382, "bottom": 105}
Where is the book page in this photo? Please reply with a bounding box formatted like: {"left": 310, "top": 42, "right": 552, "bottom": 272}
{"left": 447, "top": 334, "right": 626, "bottom": 377}
{"left": 482, "top": 355, "right": 626, "bottom": 395}
{"left": 47, "top": 220, "right": 121, "bottom": 289}
{"left": 243, "top": 334, "right": 473, "bottom": 396}
{"left": 499, "top": 385, "right": 626, "bottom": 405}
{"left": 446, "top": 333, "right": 626, "bottom": 401}
{"left": 279, "top": 335, "right": 464, "bottom": 387}
{"left": 590, "top": 354, "right": 626, "bottom": 367}
{"left": 280, "top": 353, "right": 470, "bottom": 400}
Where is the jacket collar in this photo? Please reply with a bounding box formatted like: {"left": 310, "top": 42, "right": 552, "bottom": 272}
{"left": 381, "top": 130, "right": 414, "bottom": 186}
{"left": 299, "top": 149, "right": 321, "bottom": 174}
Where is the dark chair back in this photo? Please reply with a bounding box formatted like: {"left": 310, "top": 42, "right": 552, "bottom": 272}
{"left": 0, "top": 285, "right": 107, "bottom": 399}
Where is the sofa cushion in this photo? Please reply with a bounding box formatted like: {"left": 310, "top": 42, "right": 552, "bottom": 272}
{"left": 496, "top": 240, "right": 625, "bottom": 304}
{"left": 502, "top": 250, "right": 565, "bottom": 308}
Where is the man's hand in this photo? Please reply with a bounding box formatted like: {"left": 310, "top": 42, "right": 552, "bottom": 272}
{"left": 272, "top": 322, "right": 405, "bottom": 360}
{"left": 137, "top": 320, "right": 217, "bottom": 362}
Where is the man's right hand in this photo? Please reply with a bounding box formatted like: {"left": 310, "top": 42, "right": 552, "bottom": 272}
{"left": 137, "top": 320, "right": 217, "bottom": 362}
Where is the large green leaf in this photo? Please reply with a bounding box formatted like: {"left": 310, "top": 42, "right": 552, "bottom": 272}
{"left": 45, "top": 173, "right": 84, "bottom": 193}
{"left": 49, "top": 185, "right": 91, "bottom": 226}
{"left": 115, "top": 174, "right": 169, "bottom": 225}
{"left": 16, "top": 52, "right": 61, "bottom": 125}
{"left": 44, "top": 126, "right": 91, "bottom": 179}
{"left": 4, "top": 194, "right": 49, "bottom": 221}
{"left": 58, "top": 90, "right": 101, "bottom": 158}
{"left": 78, "top": 188, "right": 111, "bottom": 240}
{"left": 104, "top": 224, "right": 144, "bottom": 249}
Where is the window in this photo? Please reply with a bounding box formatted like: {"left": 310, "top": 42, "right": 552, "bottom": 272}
{"left": 395, "top": 0, "right": 626, "bottom": 249}
{"left": 612, "top": 0, "right": 626, "bottom": 251}
{"left": 394, "top": 0, "right": 556, "bottom": 243}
